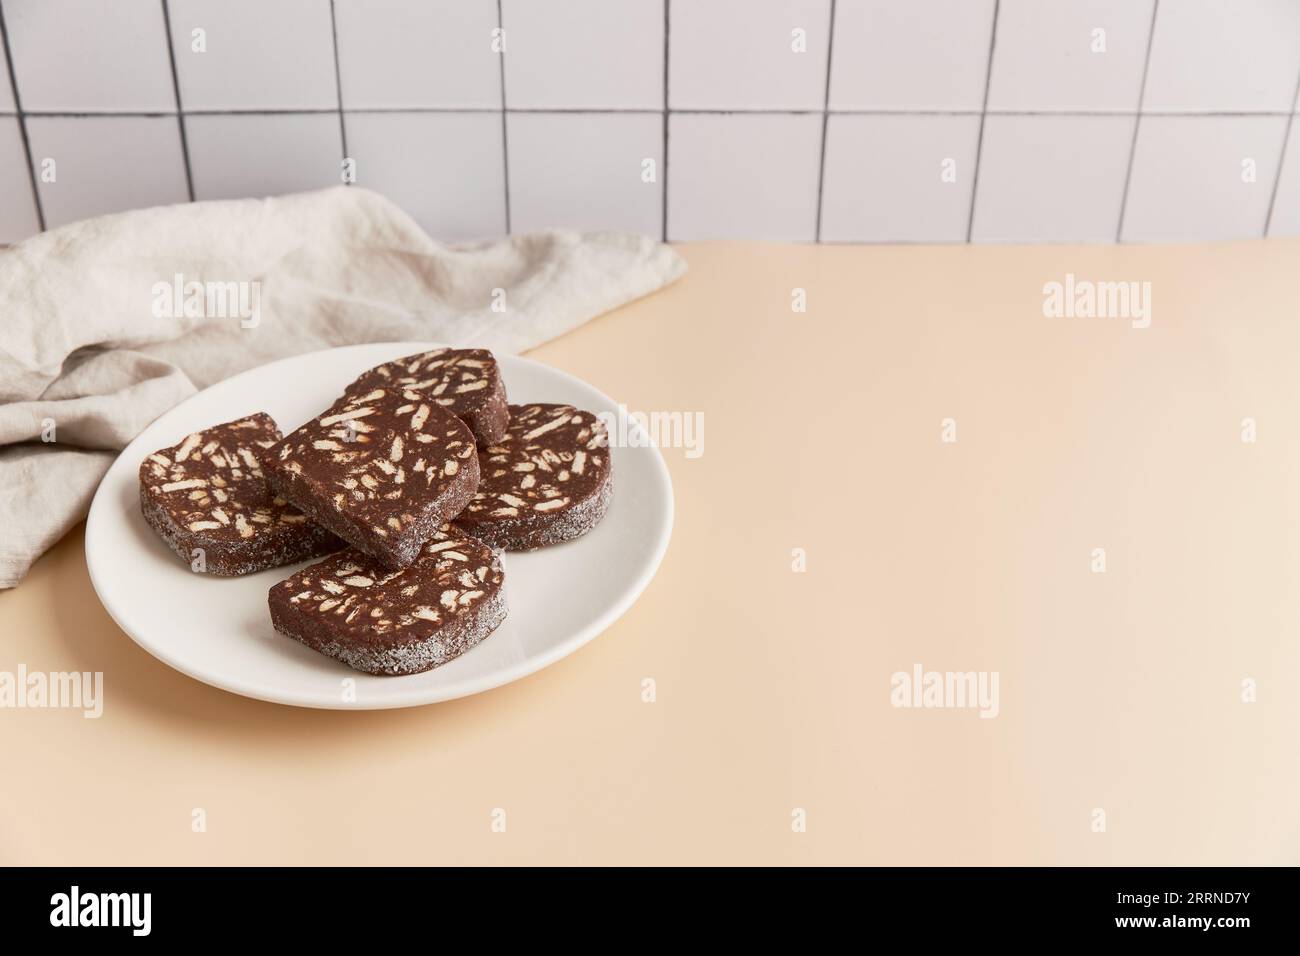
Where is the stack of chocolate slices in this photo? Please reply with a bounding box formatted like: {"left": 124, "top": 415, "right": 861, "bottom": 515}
{"left": 138, "top": 348, "right": 613, "bottom": 676}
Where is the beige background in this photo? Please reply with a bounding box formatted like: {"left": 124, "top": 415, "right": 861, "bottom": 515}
{"left": 3, "top": 240, "right": 1299, "bottom": 865}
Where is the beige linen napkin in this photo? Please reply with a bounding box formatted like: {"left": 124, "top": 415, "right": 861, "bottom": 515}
{"left": 0, "top": 186, "right": 685, "bottom": 587}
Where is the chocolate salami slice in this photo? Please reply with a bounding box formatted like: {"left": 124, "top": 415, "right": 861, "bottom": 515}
{"left": 265, "top": 385, "right": 480, "bottom": 571}
{"left": 348, "top": 347, "right": 509, "bottom": 446}
{"left": 268, "top": 527, "right": 507, "bottom": 676}
{"left": 139, "top": 413, "right": 343, "bottom": 575}
{"left": 453, "top": 403, "right": 612, "bottom": 551}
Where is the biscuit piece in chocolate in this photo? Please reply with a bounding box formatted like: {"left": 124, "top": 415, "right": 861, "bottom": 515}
{"left": 139, "top": 413, "right": 342, "bottom": 575}
{"left": 348, "top": 347, "right": 509, "bottom": 446}
{"left": 265, "top": 385, "right": 480, "bottom": 571}
{"left": 454, "top": 403, "right": 612, "bottom": 551}
{"left": 268, "top": 527, "right": 506, "bottom": 676}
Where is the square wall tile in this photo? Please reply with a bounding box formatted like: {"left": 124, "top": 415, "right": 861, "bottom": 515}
{"left": 971, "top": 114, "right": 1134, "bottom": 242}
{"left": 829, "top": 0, "right": 994, "bottom": 111}
{"left": 507, "top": 112, "right": 661, "bottom": 235}
{"left": 670, "top": 0, "right": 831, "bottom": 110}
{"left": 503, "top": 0, "right": 662, "bottom": 109}
{"left": 987, "top": 0, "right": 1154, "bottom": 112}
{"left": 1267, "top": 122, "right": 1300, "bottom": 237}
{"left": 186, "top": 113, "right": 342, "bottom": 201}
{"left": 0, "top": 118, "right": 39, "bottom": 241}
{"left": 668, "top": 112, "right": 821, "bottom": 240}
{"left": 4, "top": 0, "right": 175, "bottom": 112}
{"left": 168, "top": 0, "right": 338, "bottom": 110}
{"left": 26, "top": 117, "right": 188, "bottom": 228}
{"left": 1122, "top": 116, "right": 1287, "bottom": 242}
{"left": 334, "top": 0, "right": 500, "bottom": 109}
{"left": 1144, "top": 0, "right": 1300, "bottom": 112}
{"left": 821, "top": 114, "right": 979, "bottom": 242}
{"left": 0, "top": 33, "right": 15, "bottom": 113}
{"left": 346, "top": 112, "right": 505, "bottom": 241}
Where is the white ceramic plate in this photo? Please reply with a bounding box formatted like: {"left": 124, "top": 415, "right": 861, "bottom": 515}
{"left": 85, "top": 343, "right": 673, "bottom": 709}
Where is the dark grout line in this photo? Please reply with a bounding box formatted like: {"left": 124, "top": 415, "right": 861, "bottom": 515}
{"left": 159, "top": 0, "right": 194, "bottom": 201}
{"left": 22, "top": 109, "right": 340, "bottom": 117}
{"left": 671, "top": 108, "right": 825, "bottom": 115}
{"left": 1117, "top": 2, "right": 1159, "bottom": 242}
{"left": 497, "top": 0, "right": 510, "bottom": 234}
{"left": 14, "top": 106, "right": 1297, "bottom": 119}
{"left": 1010, "top": 109, "right": 1293, "bottom": 118}
{"left": 833, "top": 108, "right": 986, "bottom": 116}
{"left": 662, "top": 0, "right": 669, "bottom": 242}
{"left": 965, "top": 0, "right": 999, "bottom": 243}
{"left": 814, "top": 0, "right": 837, "bottom": 242}
{"left": 503, "top": 107, "right": 665, "bottom": 115}
{"left": 328, "top": 0, "right": 349, "bottom": 169}
{"left": 819, "top": 237, "right": 971, "bottom": 246}
{"left": 322, "top": 105, "right": 509, "bottom": 114}
{"left": 510, "top": 105, "right": 665, "bottom": 113}
{"left": 0, "top": 0, "right": 45, "bottom": 231}
{"left": 511, "top": 106, "right": 1296, "bottom": 116}
{"left": 1264, "top": 53, "right": 1300, "bottom": 235}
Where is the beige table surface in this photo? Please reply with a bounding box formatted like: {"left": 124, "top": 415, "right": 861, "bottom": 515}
{"left": 3, "top": 240, "right": 1299, "bottom": 866}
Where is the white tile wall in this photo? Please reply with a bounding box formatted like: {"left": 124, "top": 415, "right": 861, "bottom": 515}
{"left": 186, "top": 113, "right": 342, "bottom": 202}
{"left": 1121, "top": 115, "right": 1288, "bottom": 242}
{"left": 4, "top": 0, "right": 175, "bottom": 113}
{"left": 346, "top": 111, "right": 505, "bottom": 240}
{"left": 334, "top": 0, "right": 500, "bottom": 110}
{"left": 972, "top": 114, "right": 1134, "bottom": 242}
{"left": 1, "top": 0, "right": 1299, "bottom": 245}
{"left": 26, "top": 116, "right": 189, "bottom": 228}
{"left": 670, "top": 0, "right": 831, "bottom": 110}
{"left": 1143, "top": 0, "right": 1300, "bottom": 113}
{"left": 508, "top": 111, "right": 661, "bottom": 235}
{"left": 987, "top": 0, "right": 1154, "bottom": 113}
{"left": 0, "top": 116, "right": 37, "bottom": 240}
{"left": 821, "top": 113, "right": 980, "bottom": 241}
{"left": 503, "top": 0, "right": 663, "bottom": 109}
{"left": 829, "top": 0, "right": 995, "bottom": 112}
{"left": 1267, "top": 122, "right": 1300, "bottom": 237}
{"left": 668, "top": 112, "right": 821, "bottom": 240}
{"left": 167, "top": 0, "right": 338, "bottom": 111}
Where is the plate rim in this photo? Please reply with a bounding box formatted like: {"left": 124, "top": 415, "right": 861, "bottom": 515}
{"left": 84, "top": 342, "right": 674, "bottom": 710}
